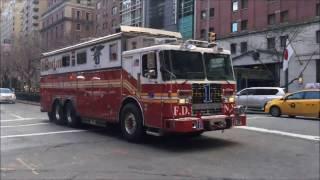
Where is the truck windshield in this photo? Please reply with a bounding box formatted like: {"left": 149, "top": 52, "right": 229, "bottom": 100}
{"left": 204, "top": 53, "right": 235, "bottom": 81}
{"left": 160, "top": 50, "right": 205, "bottom": 80}
{"left": 160, "top": 50, "right": 234, "bottom": 81}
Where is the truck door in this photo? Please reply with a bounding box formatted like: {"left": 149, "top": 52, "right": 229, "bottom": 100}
{"left": 140, "top": 51, "right": 163, "bottom": 128}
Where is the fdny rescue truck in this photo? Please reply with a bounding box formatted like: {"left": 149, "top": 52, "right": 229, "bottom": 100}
{"left": 40, "top": 26, "right": 246, "bottom": 141}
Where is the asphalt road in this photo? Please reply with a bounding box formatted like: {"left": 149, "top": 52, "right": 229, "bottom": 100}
{"left": 1, "top": 103, "right": 319, "bottom": 180}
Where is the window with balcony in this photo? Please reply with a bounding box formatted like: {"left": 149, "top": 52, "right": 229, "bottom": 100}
{"left": 268, "top": 14, "right": 276, "bottom": 25}
{"left": 280, "top": 10, "right": 289, "bottom": 23}
{"left": 76, "top": 11, "right": 80, "bottom": 19}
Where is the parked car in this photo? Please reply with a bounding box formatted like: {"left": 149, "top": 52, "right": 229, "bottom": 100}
{"left": 264, "top": 89, "right": 320, "bottom": 118}
{"left": 0, "top": 88, "right": 16, "bottom": 104}
{"left": 235, "top": 87, "right": 286, "bottom": 110}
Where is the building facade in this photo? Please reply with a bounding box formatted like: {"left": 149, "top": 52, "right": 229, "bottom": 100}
{"left": 95, "top": 0, "right": 121, "bottom": 37}
{"left": 195, "top": 0, "right": 320, "bottom": 91}
{"left": 95, "top": 0, "right": 193, "bottom": 39}
{"left": 0, "top": 0, "right": 24, "bottom": 45}
{"left": 41, "top": 0, "right": 96, "bottom": 51}
{"left": 21, "top": 0, "right": 48, "bottom": 37}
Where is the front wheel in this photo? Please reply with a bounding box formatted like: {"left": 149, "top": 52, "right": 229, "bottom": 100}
{"left": 270, "top": 106, "right": 281, "bottom": 117}
{"left": 120, "top": 103, "right": 145, "bottom": 142}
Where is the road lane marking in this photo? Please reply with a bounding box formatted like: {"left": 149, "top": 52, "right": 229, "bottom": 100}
{"left": 1, "top": 129, "right": 88, "bottom": 139}
{"left": 16, "top": 158, "right": 39, "bottom": 175}
{"left": 10, "top": 113, "right": 24, "bottom": 119}
{"left": 236, "top": 126, "right": 320, "bottom": 141}
{"left": 1, "top": 123, "right": 49, "bottom": 128}
{"left": 0, "top": 118, "right": 44, "bottom": 122}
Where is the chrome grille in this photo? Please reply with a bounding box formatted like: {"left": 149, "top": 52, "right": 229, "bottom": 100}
{"left": 192, "top": 83, "right": 223, "bottom": 115}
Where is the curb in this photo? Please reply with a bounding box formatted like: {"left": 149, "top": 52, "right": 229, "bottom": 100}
{"left": 16, "top": 100, "right": 40, "bottom": 106}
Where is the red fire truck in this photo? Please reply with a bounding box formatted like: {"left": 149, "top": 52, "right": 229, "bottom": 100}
{"left": 40, "top": 26, "right": 246, "bottom": 141}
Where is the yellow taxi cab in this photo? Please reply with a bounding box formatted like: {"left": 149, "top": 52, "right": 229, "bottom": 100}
{"left": 264, "top": 89, "right": 320, "bottom": 118}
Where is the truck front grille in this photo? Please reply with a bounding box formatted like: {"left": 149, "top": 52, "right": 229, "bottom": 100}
{"left": 191, "top": 83, "right": 223, "bottom": 115}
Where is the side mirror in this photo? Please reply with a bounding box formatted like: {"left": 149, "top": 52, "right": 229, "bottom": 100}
{"left": 236, "top": 92, "right": 240, "bottom": 96}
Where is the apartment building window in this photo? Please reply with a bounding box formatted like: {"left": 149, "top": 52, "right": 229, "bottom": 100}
{"left": 232, "top": 22, "right": 238, "bottom": 32}
{"left": 209, "top": 27, "right": 214, "bottom": 33}
{"left": 316, "top": 3, "right": 320, "bottom": 16}
{"left": 210, "top": 8, "right": 215, "bottom": 17}
{"left": 241, "top": 20, "right": 248, "bottom": 30}
{"left": 267, "top": 37, "right": 276, "bottom": 49}
{"left": 241, "top": 0, "right": 248, "bottom": 9}
{"left": 200, "top": 29, "right": 206, "bottom": 39}
{"left": 316, "top": 30, "right": 320, "bottom": 44}
{"left": 112, "top": 7, "right": 118, "bottom": 15}
{"left": 230, "top": 43, "right": 237, "bottom": 54}
{"left": 76, "top": 23, "right": 81, "bottom": 31}
{"left": 280, "top": 35, "right": 288, "bottom": 47}
{"left": 241, "top": 42, "right": 247, "bottom": 53}
{"left": 280, "top": 10, "right": 289, "bottom": 23}
{"left": 268, "top": 14, "right": 276, "bottom": 25}
{"left": 201, "top": 10, "right": 207, "bottom": 19}
{"left": 77, "top": 0, "right": 81, "bottom": 4}
{"left": 86, "top": 13, "right": 90, "bottom": 20}
{"left": 76, "top": 11, "right": 80, "bottom": 19}
{"left": 232, "top": 0, "right": 239, "bottom": 11}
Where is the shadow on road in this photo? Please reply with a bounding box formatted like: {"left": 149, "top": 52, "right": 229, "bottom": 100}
{"left": 89, "top": 125, "right": 240, "bottom": 153}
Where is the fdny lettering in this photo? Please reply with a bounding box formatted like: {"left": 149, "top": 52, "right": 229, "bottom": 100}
{"left": 203, "top": 84, "right": 212, "bottom": 103}
{"left": 173, "top": 106, "right": 190, "bottom": 116}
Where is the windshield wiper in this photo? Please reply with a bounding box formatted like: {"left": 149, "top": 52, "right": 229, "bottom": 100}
{"left": 160, "top": 66, "right": 176, "bottom": 80}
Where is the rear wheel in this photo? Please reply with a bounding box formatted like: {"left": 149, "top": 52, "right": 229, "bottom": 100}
{"left": 65, "top": 102, "right": 81, "bottom": 128}
{"left": 270, "top": 106, "right": 281, "bottom": 117}
{"left": 120, "top": 103, "right": 144, "bottom": 142}
{"left": 49, "top": 101, "right": 65, "bottom": 125}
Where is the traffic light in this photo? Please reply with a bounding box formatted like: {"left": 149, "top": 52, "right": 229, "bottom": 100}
{"left": 208, "top": 32, "right": 216, "bottom": 42}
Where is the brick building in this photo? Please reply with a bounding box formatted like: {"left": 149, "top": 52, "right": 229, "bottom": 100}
{"left": 41, "top": 0, "right": 95, "bottom": 51}
{"left": 95, "top": 0, "right": 121, "bottom": 37}
{"left": 195, "top": 0, "right": 320, "bottom": 91}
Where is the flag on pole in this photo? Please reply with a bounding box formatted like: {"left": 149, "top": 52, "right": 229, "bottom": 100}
{"left": 283, "top": 41, "right": 294, "bottom": 71}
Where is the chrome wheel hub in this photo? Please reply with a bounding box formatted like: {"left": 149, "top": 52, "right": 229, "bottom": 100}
{"left": 124, "top": 113, "right": 137, "bottom": 135}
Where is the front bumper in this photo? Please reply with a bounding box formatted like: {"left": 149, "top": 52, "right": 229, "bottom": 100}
{"left": 163, "top": 114, "right": 246, "bottom": 133}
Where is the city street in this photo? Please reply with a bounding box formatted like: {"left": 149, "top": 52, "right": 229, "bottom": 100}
{"left": 1, "top": 103, "right": 319, "bottom": 180}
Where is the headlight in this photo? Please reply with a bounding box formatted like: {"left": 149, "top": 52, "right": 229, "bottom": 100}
{"left": 223, "top": 96, "right": 235, "bottom": 103}
{"left": 178, "top": 98, "right": 190, "bottom": 104}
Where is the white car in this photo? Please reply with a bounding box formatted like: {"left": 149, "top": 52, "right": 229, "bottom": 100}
{"left": 235, "top": 87, "right": 285, "bottom": 111}
{"left": 0, "top": 88, "right": 16, "bottom": 104}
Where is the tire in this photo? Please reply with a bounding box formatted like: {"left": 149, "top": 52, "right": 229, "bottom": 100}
{"left": 50, "top": 101, "right": 65, "bottom": 125}
{"left": 120, "top": 103, "right": 145, "bottom": 142}
{"left": 64, "top": 102, "right": 81, "bottom": 128}
{"left": 288, "top": 115, "right": 296, "bottom": 118}
{"left": 270, "top": 106, "right": 281, "bottom": 117}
